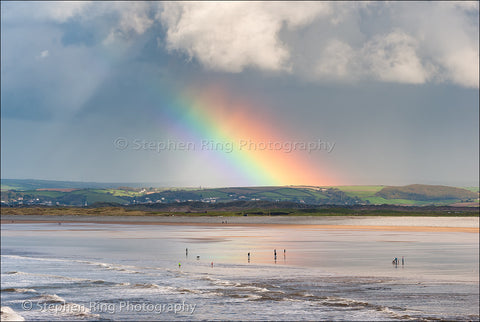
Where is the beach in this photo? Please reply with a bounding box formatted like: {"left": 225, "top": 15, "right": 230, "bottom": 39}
{"left": 1, "top": 215, "right": 479, "bottom": 320}
{"left": 1, "top": 214, "right": 478, "bottom": 232}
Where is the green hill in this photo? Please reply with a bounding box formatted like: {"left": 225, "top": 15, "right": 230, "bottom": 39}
{"left": 375, "top": 184, "right": 478, "bottom": 201}
{"left": 1, "top": 180, "right": 478, "bottom": 207}
{"left": 0, "top": 179, "right": 147, "bottom": 191}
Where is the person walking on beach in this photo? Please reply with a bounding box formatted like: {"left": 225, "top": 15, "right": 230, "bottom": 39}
{"left": 392, "top": 257, "right": 398, "bottom": 266}
{"left": 186, "top": 248, "right": 188, "bottom": 256}
{"left": 248, "top": 252, "right": 250, "bottom": 262}
{"left": 402, "top": 256, "right": 405, "bottom": 266}
{"left": 178, "top": 262, "right": 181, "bottom": 268}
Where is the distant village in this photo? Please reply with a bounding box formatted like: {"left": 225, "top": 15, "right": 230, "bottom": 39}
{"left": 2, "top": 181, "right": 477, "bottom": 208}
{"left": 0, "top": 187, "right": 363, "bottom": 207}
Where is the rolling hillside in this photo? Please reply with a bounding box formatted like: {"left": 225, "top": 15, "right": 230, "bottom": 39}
{"left": 1, "top": 180, "right": 478, "bottom": 207}
{"left": 376, "top": 184, "right": 478, "bottom": 201}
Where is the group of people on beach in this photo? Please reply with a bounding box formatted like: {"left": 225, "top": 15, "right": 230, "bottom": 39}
{"left": 180, "top": 247, "right": 287, "bottom": 268}
{"left": 392, "top": 256, "right": 405, "bottom": 266}
{"left": 181, "top": 248, "right": 213, "bottom": 267}
{"left": 273, "top": 249, "right": 286, "bottom": 262}
{"left": 182, "top": 248, "right": 404, "bottom": 268}
{"left": 246, "top": 249, "right": 286, "bottom": 262}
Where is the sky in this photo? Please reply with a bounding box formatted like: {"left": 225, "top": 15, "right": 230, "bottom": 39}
{"left": 1, "top": 1, "right": 479, "bottom": 187}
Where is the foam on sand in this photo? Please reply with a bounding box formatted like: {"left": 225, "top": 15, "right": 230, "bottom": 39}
{"left": 0, "top": 306, "right": 25, "bottom": 321}
{"left": 1, "top": 288, "right": 37, "bottom": 293}
{"left": 32, "top": 293, "right": 66, "bottom": 303}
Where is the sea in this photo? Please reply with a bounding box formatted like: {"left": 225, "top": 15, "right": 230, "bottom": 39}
{"left": 1, "top": 221, "right": 479, "bottom": 321}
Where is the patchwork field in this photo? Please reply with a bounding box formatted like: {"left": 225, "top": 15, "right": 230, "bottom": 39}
{"left": 1, "top": 179, "right": 478, "bottom": 207}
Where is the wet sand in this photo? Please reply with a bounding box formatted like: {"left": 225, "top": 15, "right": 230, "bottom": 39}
{"left": 1, "top": 215, "right": 478, "bottom": 233}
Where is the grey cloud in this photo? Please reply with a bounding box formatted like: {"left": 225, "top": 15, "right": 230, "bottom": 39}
{"left": 159, "top": 2, "right": 478, "bottom": 88}
{"left": 159, "top": 2, "right": 331, "bottom": 73}
{"left": 314, "top": 30, "right": 431, "bottom": 84}
{"left": 3, "top": 2, "right": 477, "bottom": 87}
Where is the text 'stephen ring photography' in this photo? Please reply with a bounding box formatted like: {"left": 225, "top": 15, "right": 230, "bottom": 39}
{"left": 113, "top": 137, "right": 337, "bottom": 154}
{"left": 1, "top": 1, "right": 479, "bottom": 322}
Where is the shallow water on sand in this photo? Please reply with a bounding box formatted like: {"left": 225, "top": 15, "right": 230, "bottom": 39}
{"left": 1, "top": 222, "right": 479, "bottom": 321}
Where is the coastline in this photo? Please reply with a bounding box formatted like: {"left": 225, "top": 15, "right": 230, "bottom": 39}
{"left": 1, "top": 215, "right": 478, "bottom": 232}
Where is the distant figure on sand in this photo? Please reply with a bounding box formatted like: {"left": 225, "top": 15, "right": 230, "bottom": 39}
{"left": 392, "top": 257, "right": 398, "bottom": 265}
{"left": 186, "top": 248, "right": 188, "bottom": 256}
{"left": 178, "top": 263, "right": 181, "bottom": 268}
{"left": 402, "top": 256, "right": 405, "bottom": 266}
{"left": 248, "top": 252, "right": 250, "bottom": 262}
{"left": 211, "top": 262, "right": 214, "bottom": 268}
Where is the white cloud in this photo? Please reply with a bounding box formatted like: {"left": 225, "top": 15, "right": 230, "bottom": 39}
{"left": 310, "top": 2, "right": 478, "bottom": 87}
{"left": 418, "top": 3, "right": 479, "bottom": 88}
{"left": 40, "top": 1, "right": 89, "bottom": 22}
{"left": 159, "top": 2, "right": 331, "bottom": 72}
{"left": 3, "top": 2, "right": 154, "bottom": 42}
{"left": 103, "top": 2, "right": 154, "bottom": 44}
{"left": 315, "top": 40, "right": 355, "bottom": 80}
{"left": 314, "top": 31, "right": 432, "bottom": 84}
{"left": 158, "top": 1, "right": 478, "bottom": 88}
{"left": 39, "top": 50, "right": 49, "bottom": 59}
{"left": 451, "top": 1, "right": 479, "bottom": 12}
{"left": 362, "top": 30, "right": 430, "bottom": 84}
{"left": 440, "top": 47, "right": 479, "bottom": 88}
{"left": 3, "top": 1, "right": 92, "bottom": 23}
{"left": 4, "top": 1, "right": 478, "bottom": 88}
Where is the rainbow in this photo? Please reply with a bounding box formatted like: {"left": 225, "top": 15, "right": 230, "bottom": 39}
{"left": 152, "top": 83, "right": 335, "bottom": 186}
